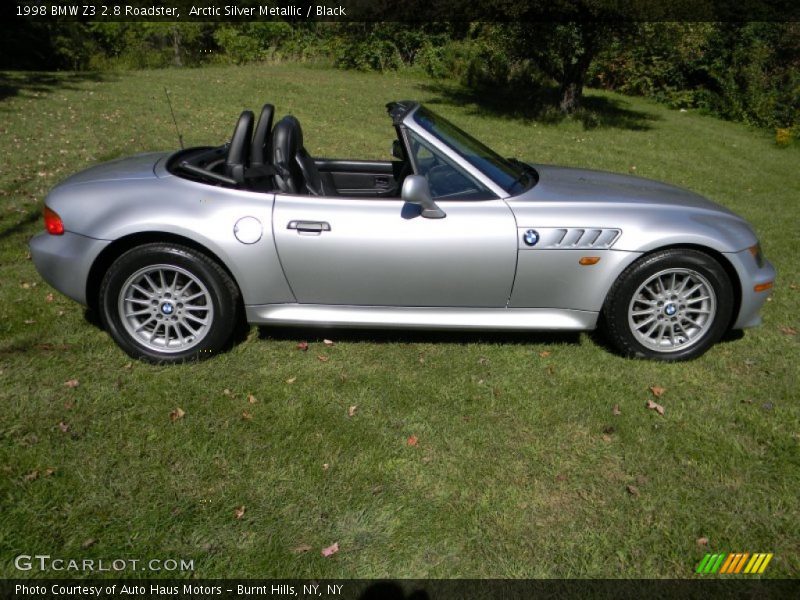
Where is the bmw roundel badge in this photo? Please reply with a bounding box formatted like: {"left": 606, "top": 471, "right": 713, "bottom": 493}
{"left": 523, "top": 229, "right": 540, "bottom": 247}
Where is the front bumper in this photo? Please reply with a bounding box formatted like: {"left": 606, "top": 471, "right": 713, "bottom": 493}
{"left": 29, "top": 231, "right": 110, "bottom": 306}
{"left": 725, "top": 248, "right": 776, "bottom": 329}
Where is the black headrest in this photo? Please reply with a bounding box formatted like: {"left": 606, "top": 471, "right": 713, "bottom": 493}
{"left": 271, "top": 115, "right": 304, "bottom": 167}
{"left": 250, "top": 103, "right": 274, "bottom": 167}
{"left": 225, "top": 110, "right": 254, "bottom": 182}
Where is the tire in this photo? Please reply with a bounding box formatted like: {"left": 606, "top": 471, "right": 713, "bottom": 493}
{"left": 99, "top": 243, "right": 240, "bottom": 363}
{"left": 600, "top": 249, "right": 734, "bottom": 361}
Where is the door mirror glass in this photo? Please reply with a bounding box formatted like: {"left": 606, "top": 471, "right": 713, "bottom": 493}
{"left": 401, "top": 175, "right": 446, "bottom": 219}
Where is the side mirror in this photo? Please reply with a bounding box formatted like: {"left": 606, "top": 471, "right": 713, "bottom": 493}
{"left": 401, "top": 175, "right": 446, "bottom": 219}
{"left": 392, "top": 139, "right": 404, "bottom": 160}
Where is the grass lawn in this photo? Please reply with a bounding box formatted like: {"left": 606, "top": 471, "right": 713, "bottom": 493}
{"left": 0, "top": 64, "right": 798, "bottom": 579}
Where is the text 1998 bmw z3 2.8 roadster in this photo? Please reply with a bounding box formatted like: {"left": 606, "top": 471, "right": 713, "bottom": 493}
{"left": 30, "top": 101, "right": 775, "bottom": 362}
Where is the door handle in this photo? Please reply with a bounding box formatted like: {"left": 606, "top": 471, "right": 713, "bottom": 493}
{"left": 287, "top": 220, "right": 331, "bottom": 233}
{"left": 374, "top": 175, "right": 390, "bottom": 188}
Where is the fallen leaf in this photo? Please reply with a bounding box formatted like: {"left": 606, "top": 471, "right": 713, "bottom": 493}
{"left": 234, "top": 506, "right": 245, "bottom": 519}
{"left": 241, "top": 411, "right": 253, "bottom": 420}
{"left": 348, "top": 405, "right": 357, "bottom": 417}
{"left": 612, "top": 404, "right": 621, "bottom": 416}
{"left": 478, "top": 356, "right": 489, "bottom": 365}
{"left": 58, "top": 421, "right": 70, "bottom": 433}
{"left": 697, "top": 537, "right": 709, "bottom": 547}
{"left": 297, "top": 341, "right": 309, "bottom": 351}
{"left": 44, "top": 468, "right": 56, "bottom": 477}
{"left": 169, "top": 407, "right": 185, "bottom": 422}
{"left": 407, "top": 435, "right": 418, "bottom": 446}
{"left": 779, "top": 326, "right": 797, "bottom": 336}
{"left": 322, "top": 463, "right": 329, "bottom": 470}
{"left": 321, "top": 542, "right": 339, "bottom": 557}
{"left": 789, "top": 284, "right": 797, "bottom": 290}
{"left": 247, "top": 394, "right": 257, "bottom": 404}
{"left": 285, "top": 377, "right": 296, "bottom": 384}
{"left": 539, "top": 351, "right": 551, "bottom": 358}
{"left": 646, "top": 399, "right": 665, "bottom": 416}
{"left": 21, "top": 282, "right": 31, "bottom": 289}
{"left": 45, "top": 293, "right": 54, "bottom": 302}
{"left": 741, "top": 398, "right": 754, "bottom": 404}
{"left": 122, "top": 362, "right": 133, "bottom": 370}
{"left": 323, "top": 339, "right": 335, "bottom": 346}
{"left": 546, "top": 365, "right": 555, "bottom": 375}
{"left": 626, "top": 484, "right": 640, "bottom": 497}
{"left": 555, "top": 473, "right": 568, "bottom": 482}
{"left": 64, "top": 379, "right": 79, "bottom": 388}
{"left": 601, "top": 434, "right": 613, "bottom": 443}
{"left": 24, "top": 470, "right": 39, "bottom": 482}
{"left": 418, "top": 356, "right": 425, "bottom": 364}
{"left": 222, "top": 388, "right": 232, "bottom": 396}
{"left": 81, "top": 538, "right": 97, "bottom": 549}
{"left": 24, "top": 319, "right": 35, "bottom": 324}
{"left": 291, "top": 544, "right": 312, "bottom": 554}
{"left": 649, "top": 386, "right": 666, "bottom": 398}
{"left": 317, "top": 355, "right": 329, "bottom": 362}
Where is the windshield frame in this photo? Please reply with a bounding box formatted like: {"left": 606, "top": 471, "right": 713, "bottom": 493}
{"left": 407, "top": 105, "right": 534, "bottom": 196}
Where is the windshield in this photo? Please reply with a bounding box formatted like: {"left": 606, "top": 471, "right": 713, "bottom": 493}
{"left": 412, "top": 106, "right": 533, "bottom": 194}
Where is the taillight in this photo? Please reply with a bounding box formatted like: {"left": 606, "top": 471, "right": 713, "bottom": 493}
{"left": 43, "top": 206, "right": 64, "bottom": 235}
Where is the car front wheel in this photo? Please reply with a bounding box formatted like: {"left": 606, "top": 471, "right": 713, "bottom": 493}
{"left": 99, "top": 243, "right": 240, "bottom": 363}
{"left": 601, "top": 249, "right": 734, "bottom": 360}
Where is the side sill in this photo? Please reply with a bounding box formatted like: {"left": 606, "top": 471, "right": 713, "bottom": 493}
{"left": 245, "top": 304, "right": 598, "bottom": 331}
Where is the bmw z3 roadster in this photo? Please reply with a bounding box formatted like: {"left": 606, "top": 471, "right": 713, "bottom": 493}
{"left": 30, "top": 101, "right": 775, "bottom": 362}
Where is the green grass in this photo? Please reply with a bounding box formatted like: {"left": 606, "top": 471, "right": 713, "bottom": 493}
{"left": 0, "top": 64, "right": 798, "bottom": 579}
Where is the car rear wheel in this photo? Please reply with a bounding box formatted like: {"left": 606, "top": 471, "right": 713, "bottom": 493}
{"left": 601, "top": 249, "right": 733, "bottom": 360}
{"left": 99, "top": 243, "right": 240, "bottom": 363}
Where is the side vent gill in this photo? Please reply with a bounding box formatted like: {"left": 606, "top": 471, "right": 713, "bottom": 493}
{"left": 519, "top": 227, "right": 621, "bottom": 250}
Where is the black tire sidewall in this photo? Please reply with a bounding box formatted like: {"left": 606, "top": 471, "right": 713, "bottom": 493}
{"left": 99, "top": 244, "right": 238, "bottom": 363}
{"left": 604, "top": 250, "right": 734, "bottom": 360}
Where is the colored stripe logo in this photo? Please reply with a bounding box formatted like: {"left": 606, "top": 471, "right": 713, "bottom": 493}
{"left": 696, "top": 552, "right": 773, "bottom": 574}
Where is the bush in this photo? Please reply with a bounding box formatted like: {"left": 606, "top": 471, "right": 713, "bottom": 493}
{"left": 589, "top": 22, "right": 800, "bottom": 130}
{"left": 213, "top": 23, "right": 294, "bottom": 65}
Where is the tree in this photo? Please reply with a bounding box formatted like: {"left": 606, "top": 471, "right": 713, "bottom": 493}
{"left": 501, "top": 21, "right": 622, "bottom": 113}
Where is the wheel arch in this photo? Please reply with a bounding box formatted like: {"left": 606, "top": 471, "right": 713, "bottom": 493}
{"left": 85, "top": 232, "right": 242, "bottom": 314}
{"left": 607, "top": 243, "right": 742, "bottom": 330}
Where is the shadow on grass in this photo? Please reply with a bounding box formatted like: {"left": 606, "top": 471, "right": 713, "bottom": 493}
{"left": 587, "top": 325, "right": 746, "bottom": 356}
{"left": 0, "top": 71, "right": 112, "bottom": 102}
{"left": 417, "top": 81, "right": 660, "bottom": 131}
{"left": 75, "top": 310, "right": 748, "bottom": 360}
{"left": 258, "top": 325, "right": 581, "bottom": 347}
{"left": 0, "top": 210, "right": 39, "bottom": 241}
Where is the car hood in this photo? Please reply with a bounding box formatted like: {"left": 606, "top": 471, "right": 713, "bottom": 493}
{"left": 524, "top": 164, "right": 737, "bottom": 216}
{"left": 55, "top": 152, "right": 169, "bottom": 188}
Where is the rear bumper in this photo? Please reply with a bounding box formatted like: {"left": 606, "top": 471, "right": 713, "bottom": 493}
{"left": 726, "top": 249, "right": 776, "bottom": 329}
{"left": 29, "top": 231, "right": 110, "bottom": 306}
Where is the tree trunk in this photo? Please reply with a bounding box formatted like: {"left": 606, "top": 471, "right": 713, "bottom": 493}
{"left": 172, "top": 27, "right": 182, "bottom": 67}
{"left": 559, "top": 80, "right": 583, "bottom": 113}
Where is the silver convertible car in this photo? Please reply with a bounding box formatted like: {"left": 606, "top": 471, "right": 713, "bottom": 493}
{"left": 30, "top": 101, "right": 775, "bottom": 362}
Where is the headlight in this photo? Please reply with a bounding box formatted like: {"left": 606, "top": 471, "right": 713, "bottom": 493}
{"left": 748, "top": 243, "right": 765, "bottom": 268}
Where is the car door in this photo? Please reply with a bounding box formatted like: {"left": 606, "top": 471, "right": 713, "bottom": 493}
{"left": 272, "top": 195, "right": 517, "bottom": 307}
